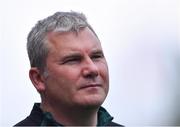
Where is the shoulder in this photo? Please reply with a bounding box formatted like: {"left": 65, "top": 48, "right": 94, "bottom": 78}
{"left": 14, "top": 116, "right": 40, "bottom": 126}
{"left": 107, "top": 121, "right": 125, "bottom": 126}
{"left": 14, "top": 103, "right": 43, "bottom": 126}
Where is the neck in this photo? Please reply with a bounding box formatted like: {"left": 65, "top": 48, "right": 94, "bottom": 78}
{"left": 40, "top": 101, "right": 99, "bottom": 126}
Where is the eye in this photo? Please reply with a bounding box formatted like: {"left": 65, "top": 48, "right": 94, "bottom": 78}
{"left": 91, "top": 52, "right": 104, "bottom": 60}
{"left": 62, "top": 56, "right": 81, "bottom": 65}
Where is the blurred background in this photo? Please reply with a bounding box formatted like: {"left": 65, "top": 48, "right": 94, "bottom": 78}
{"left": 0, "top": 0, "right": 180, "bottom": 126}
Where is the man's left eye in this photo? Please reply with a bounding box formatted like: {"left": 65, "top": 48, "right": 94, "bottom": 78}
{"left": 91, "top": 54, "right": 104, "bottom": 60}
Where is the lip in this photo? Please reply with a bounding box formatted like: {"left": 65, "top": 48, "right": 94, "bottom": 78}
{"left": 79, "top": 84, "right": 102, "bottom": 89}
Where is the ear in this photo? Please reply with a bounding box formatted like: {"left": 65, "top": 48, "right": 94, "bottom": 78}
{"left": 29, "top": 67, "right": 46, "bottom": 93}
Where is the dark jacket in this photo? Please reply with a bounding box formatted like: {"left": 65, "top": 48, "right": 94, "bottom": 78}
{"left": 15, "top": 103, "right": 123, "bottom": 126}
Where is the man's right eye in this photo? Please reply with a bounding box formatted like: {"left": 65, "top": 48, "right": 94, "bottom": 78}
{"left": 62, "top": 57, "right": 81, "bottom": 65}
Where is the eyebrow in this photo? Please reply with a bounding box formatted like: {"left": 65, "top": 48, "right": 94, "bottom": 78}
{"left": 92, "top": 49, "right": 103, "bottom": 53}
{"left": 60, "top": 52, "right": 82, "bottom": 60}
{"left": 91, "top": 49, "right": 104, "bottom": 55}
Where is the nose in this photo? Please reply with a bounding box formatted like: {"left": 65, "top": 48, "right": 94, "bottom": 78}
{"left": 82, "top": 58, "right": 99, "bottom": 79}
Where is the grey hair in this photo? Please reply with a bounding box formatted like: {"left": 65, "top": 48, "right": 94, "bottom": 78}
{"left": 27, "top": 11, "right": 98, "bottom": 72}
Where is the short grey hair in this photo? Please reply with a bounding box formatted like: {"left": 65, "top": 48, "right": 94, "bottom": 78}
{"left": 27, "top": 11, "right": 98, "bottom": 72}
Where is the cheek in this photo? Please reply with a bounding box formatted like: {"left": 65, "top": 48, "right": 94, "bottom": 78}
{"left": 98, "top": 62, "right": 109, "bottom": 92}
{"left": 99, "top": 62, "right": 109, "bottom": 81}
{"left": 101, "top": 71, "right": 109, "bottom": 86}
{"left": 46, "top": 67, "right": 80, "bottom": 91}
{"left": 48, "top": 64, "right": 79, "bottom": 80}
{"left": 45, "top": 74, "right": 76, "bottom": 103}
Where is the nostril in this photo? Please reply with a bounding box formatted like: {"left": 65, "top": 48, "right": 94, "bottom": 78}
{"left": 84, "top": 71, "right": 98, "bottom": 79}
{"left": 82, "top": 68, "right": 98, "bottom": 79}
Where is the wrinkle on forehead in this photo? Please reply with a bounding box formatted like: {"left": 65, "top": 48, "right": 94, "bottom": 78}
{"left": 46, "top": 28, "right": 102, "bottom": 54}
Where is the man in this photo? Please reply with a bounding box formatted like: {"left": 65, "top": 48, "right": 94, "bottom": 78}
{"left": 15, "top": 11, "right": 122, "bottom": 126}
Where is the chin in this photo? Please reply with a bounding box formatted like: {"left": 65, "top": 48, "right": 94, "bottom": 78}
{"left": 73, "top": 89, "right": 108, "bottom": 108}
{"left": 78, "top": 95, "right": 106, "bottom": 109}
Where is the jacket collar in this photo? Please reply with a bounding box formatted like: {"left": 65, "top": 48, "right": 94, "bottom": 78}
{"left": 32, "top": 103, "right": 113, "bottom": 126}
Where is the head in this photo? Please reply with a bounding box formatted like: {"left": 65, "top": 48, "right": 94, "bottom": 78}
{"left": 28, "top": 11, "right": 109, "bottom": 109}
{"left": 27, "top": 11, "right": 97, "bottom": 72}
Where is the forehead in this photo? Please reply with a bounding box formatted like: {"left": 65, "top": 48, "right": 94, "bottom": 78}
{"left": 46, "top": 28, "right": 102, "bottom": 54}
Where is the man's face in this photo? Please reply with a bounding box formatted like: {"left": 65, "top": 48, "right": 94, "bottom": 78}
{"left": 43, "top": 28, "right": 109, "bottom": 109}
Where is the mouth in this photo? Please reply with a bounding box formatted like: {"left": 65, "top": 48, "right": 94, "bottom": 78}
{"left": 79, "top": 84, "right": 102, "bottom": 89}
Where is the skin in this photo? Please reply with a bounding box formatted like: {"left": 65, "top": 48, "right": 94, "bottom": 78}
{"left": 29, "top": 27, "right": 109, "bottom": 125}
